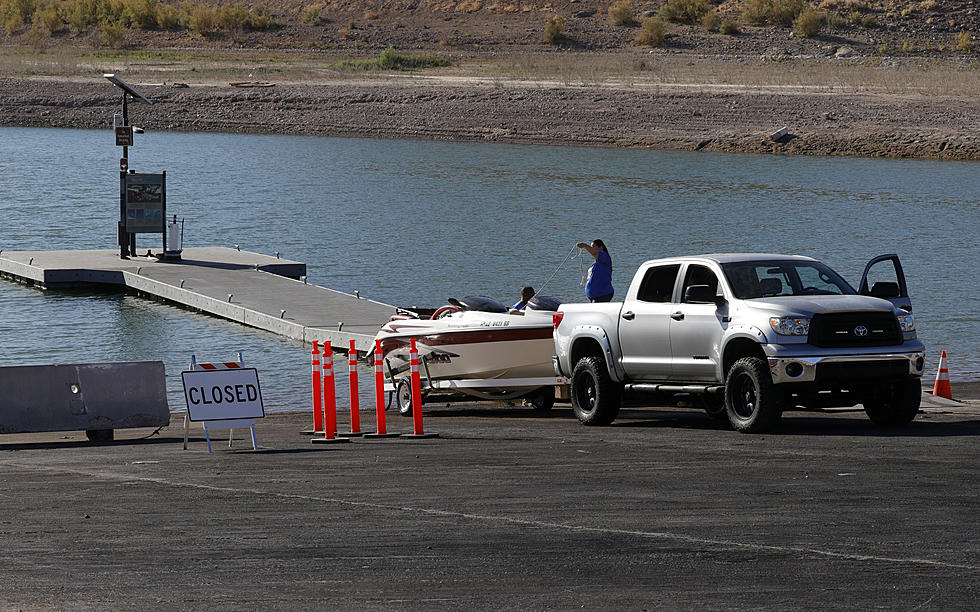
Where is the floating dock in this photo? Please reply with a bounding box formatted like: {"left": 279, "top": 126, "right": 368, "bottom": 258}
{"left": 0, "top": 247, "right": 397, "bottom": 353}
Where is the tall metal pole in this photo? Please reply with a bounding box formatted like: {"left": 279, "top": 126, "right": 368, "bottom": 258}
{"left": 119, "top": 92, "right": 128, "bottom": 258}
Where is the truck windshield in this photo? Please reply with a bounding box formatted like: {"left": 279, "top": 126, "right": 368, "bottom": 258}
{"left": 721, "top": 260, "right": 856, "bottom": 299}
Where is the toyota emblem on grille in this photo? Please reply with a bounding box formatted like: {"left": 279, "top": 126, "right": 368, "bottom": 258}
{"left": 854, "top": 325, "right": 869, "bottom": 337}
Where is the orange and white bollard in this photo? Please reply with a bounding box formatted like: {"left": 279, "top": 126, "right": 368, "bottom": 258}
{"left": 309, "top": 341, "right": 323, "bottom": 434}
{"left": 365, "top": 339, "right": 400, "bottom": 439}
{"left": 312, "top": 341, "right": 349, "bottom": 445}
{"left": 404, "top": 337, "right": 438, "bottom": 439}
{"left": 932, "top": 350, "right": 953, "bottom": 400}
{"left": 339, "top": 340, "right": 363, "bottom": 437}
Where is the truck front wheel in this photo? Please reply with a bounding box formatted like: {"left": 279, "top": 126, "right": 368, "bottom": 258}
{"left": 571, "top": 356, "right": 622, "bottom": 426}
{"left": 725, "top": 357, "right": 784, "bottom": 433}
{"left": 862, "top": 378, "right": 921, "bottom": 426}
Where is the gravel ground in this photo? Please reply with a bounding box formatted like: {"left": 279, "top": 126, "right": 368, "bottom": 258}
{"left": 2, "top": 71, "right": 978, "bottom": 159}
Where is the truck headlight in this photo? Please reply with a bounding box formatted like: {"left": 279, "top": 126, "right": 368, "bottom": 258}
{"left": 770, "top": 317, "right": 810, "bottom": 336}
{"left": 897, "top": 313, "right": 915, "bottom": 332}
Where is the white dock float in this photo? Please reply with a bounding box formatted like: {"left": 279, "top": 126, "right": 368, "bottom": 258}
{"left": 0, "top": 247, "right": 397, "bottom": 353}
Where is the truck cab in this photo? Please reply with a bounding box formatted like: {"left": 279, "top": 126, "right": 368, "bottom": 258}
{"left": 552, "top": 253, "right": 925, "bottom": 432}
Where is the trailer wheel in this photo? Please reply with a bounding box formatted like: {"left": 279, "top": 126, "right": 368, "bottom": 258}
{"left": 724, "top": 357, "right": 783, "bottom": 433}
{"left": 396, "top": 378, "right": 415, "bottom": 416}
{"left": 571, "top": 356, "right": 621, "bottom": 426}
{"left": 525, "top": 387, "right": 555, "bottom": 412}
{"left": 862, "top": 378, "right": 921, "bottom": 426}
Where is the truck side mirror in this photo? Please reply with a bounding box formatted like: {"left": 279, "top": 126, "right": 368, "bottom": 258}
{"left": 684, "top": 285, "right": 725, "bottom": 306}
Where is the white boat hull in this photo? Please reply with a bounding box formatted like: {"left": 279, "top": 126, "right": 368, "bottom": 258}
{"left": 376, "top": 309, "right": 557, "bottom": 398}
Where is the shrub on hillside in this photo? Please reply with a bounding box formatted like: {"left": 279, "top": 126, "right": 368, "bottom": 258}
{"left": 608, "top": 0, "right": 634, "bottom": 26}
{"left": 792, "top": 8, "right": 822, "bottom": 38}
{"left": 701, "top": 10, "right": 720, "bottom": 32}
{"left": 122, "top": 0, "right": 158, "bottom": 29}
{"left": 816, "top": 0, "right": 865, "bottom": 10}
{"left": 742, "top": 0, "right": 805, "bottom": 26}
{"left": 302, "top": 3, "right": 326, "bottom": 25}
{"left": 98, "top": 19, "right": 127, "bottom": 46}
{"left": 659, "top": 0, "right": 708, "bottom": 24}
{"left": 35, "top": 4, "right": 61, "bottom": 34}
{"left": 185, "top": 4, "right": 217, "bottom": 34}
{"left": 543, "top": 13, "right": 563, "bottom": 44}
{"left": 957, "top": 31, "right": 975, "bottom": 52}
{"left": 6, "top": 0, "right": 37, "bottom": 24}
{"left": 156, "top": 3, "right": 178, "bottom": 28}
{"left": 634, "top": 16, "right": 666, "bottom": 46}
{"left": 720, "top": 18, "right": 739, "bottom": 34}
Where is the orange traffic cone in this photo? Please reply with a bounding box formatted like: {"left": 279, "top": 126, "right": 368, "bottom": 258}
{"left": 932, "top": 350, "right": 952, "bottom": 400}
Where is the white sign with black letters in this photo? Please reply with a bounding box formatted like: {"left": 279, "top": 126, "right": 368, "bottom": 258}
{"left": 181, "top": 368, "right": 264, "bottom": 422}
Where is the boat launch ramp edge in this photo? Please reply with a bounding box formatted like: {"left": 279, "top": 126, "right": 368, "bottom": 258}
{"left": 0, "top": 247, "right": 397, "bottom": 353}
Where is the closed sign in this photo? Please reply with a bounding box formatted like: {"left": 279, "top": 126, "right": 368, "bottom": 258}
{"left": 181, "top": 368, "right": 264, "bottom": 422}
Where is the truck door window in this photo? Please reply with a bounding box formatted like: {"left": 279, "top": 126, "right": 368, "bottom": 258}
{"left": 681, "top": 264, "right": 720, "bottom": 302}
{"left": 636, "top": 264, "right": 680, "bottom": 302}
{"left": 861, "top": 259, "right": 901, "bottom": 297}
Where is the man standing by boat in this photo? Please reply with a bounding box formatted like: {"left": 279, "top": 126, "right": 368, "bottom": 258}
{"left": 577, "top": 239, "right": 614, "bottom": 303}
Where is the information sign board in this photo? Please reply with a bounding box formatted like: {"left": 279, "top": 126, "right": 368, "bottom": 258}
{"left": 124, "top": 172, "right": 165, "bottom": 233}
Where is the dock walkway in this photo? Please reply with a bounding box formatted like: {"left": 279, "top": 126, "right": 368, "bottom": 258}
{"left": 0, "top": 247, "right": 397, "bottom": 353}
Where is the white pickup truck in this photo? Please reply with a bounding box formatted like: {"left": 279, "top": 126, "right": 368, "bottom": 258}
{"left": 552, "top": 254, "right": 925, "bottom": 432}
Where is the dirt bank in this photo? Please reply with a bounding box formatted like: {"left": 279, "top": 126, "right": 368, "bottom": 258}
{"left": 2, "top": 68, "right": 978, "bottom": 159}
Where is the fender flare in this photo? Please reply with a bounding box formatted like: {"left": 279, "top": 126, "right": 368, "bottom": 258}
{"left": 718, "top": 325, "right": 769, "bottom": 379}
{"left": 565, "top": 325, "right": 624, "bottom": 382}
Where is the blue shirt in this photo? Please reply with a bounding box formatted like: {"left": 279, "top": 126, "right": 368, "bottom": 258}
{"left": 512, "top": 300, "right": 526, "bottom": 310}
{"left": 585, "top": 251, "right": 613, "bottom": 300}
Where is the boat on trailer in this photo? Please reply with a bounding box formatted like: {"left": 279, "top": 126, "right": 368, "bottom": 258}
{"left": 375, "top": 295, "right": 567, "bottom": 414}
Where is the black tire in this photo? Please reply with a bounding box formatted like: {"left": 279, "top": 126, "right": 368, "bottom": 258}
{"left": 862, "top": 378, "right": 921, "bottom": 426}
{"left": 724, "top": 357, "right": 784, "bottom": 433}
{"left": 570, "top": 356, "right": 622, "bottom": 426}
{"left": 700, "top": 392, "right": 728, "bottom": 421}
{"left": 85, "top": 429, "right": 114, "bottom": 442}
{"left": 396, "top": 378, "right": 414, "bottom": 417}
{"left": 525, "top": 387, "right": 556, "bottom": 412}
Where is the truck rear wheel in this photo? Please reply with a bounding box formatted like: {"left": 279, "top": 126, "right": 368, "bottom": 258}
{"left": 571, "top": 356, "right": 621, "bottom": 426}
{"left": 725, "top": 357, "right": 783, "bottom": 433}
{"left": 862, "top": 378, "right": 921, "bottom": 426}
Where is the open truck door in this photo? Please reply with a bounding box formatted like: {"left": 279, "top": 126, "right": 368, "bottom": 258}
{"left": 858, "top": 254, "right": 912, "bottom": 312}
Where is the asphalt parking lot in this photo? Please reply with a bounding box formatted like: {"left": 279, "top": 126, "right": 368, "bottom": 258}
{"left": 0, "top": 397, "right": 977, "bottom": 610}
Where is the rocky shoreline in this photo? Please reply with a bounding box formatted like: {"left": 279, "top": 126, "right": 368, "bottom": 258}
{"left": 2, "top": 76, "right": 978, "bottom": 160}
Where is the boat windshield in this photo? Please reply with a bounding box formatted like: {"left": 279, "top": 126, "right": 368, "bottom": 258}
{"left": 721, "top": 260, "right": 856, "bottom": 299}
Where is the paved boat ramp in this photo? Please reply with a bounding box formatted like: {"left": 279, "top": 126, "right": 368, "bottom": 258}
{"left": 0, "top": 247, "right": 397, "bottom": 353}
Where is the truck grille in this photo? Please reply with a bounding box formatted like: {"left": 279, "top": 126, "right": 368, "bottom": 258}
{"left": 808, "top": 311, "right": 902, "bottom": 348}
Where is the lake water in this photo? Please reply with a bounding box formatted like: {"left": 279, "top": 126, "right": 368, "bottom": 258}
{"left": 1, "top": 127, "right": 978, "bottom": 414}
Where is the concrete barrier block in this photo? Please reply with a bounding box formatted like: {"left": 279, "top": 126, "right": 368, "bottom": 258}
{"left": 0, "top": 361, "right": 170, "bottom": 434}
